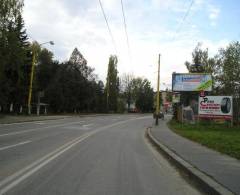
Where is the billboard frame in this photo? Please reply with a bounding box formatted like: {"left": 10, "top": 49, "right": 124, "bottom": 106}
{"left": 172, "top": 73, "right": 213, "bottom": 92}
{"left": 198, "top": 95, "right": 233, "bottom": 126}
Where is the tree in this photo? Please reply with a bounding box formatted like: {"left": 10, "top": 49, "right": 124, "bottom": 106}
{"left": 120, "top": 73, "right": 134, "bottom": 111}
{"left": 185, "top": 42, "right": 216, "bottom": 74}
{"left": 183, "top": 43, "right": 217, "bottom": 107}
{"left": 0, "top": 0, "right": 29, "bottom": 112}
{"left": 36, "top": 48, "right": 56, "bottom": 91}
{"left": 105, "top": 55, "right": 119, "bottom": 112}
{"left": 215, "top": 41, "right": 240, "bottom": 123}
{"left": 69, "top": 48, "right": 94, "bottom": 80}
{"left": 135, "top": 78, "right": 154, "bottom": 112}
{"left": 93, "top": 81, "right": 105, "bottom": 112}
{"left": 44, "top": 48, "right": 105, "bottom": 114}
{"left": 165, "top": 88, "right": 172, "bottom": 102}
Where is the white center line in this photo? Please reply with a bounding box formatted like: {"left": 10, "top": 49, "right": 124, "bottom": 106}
{"left": 0, "top": 118, "right": 144, "bottom": 194}
{"left": 0, "top": 141, "right": 32, "bottom": 151}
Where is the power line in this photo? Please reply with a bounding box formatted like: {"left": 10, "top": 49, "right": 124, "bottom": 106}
{"left": 98, "top": 0, "right": 118, "bottom": 54}
{"left": 120, "top": 0, "right": 131, "bottom": 61}
{"left": 173, "top": 0, "right": 194, "bottom": 40}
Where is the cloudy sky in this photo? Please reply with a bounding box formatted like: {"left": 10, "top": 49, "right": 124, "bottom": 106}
{"left": 23, "top": 0, "right": 240, "bottom": 89}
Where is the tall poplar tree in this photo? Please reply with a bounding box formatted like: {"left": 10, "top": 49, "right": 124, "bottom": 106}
{"left": 105, "top": 55, "right": 119, "bottom": 112}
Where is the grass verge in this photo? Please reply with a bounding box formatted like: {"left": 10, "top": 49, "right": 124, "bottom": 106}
{"left": 167, "top": 120, "right": 240, "bottom": 160}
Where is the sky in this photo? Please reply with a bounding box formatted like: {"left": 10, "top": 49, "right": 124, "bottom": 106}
{"left": 23, "top": 0, "right": 240, "bottom": 90}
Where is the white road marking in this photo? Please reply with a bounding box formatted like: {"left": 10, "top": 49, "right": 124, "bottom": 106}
{"left": 0, "top": 117, "right": 70, "bottom": 126}
{"left": 34, "top": 122, "right": 45, "bottom": 125}
{"left": 82, "top": 124, "right": 94, "bottom": 127}
{"left": 0, "top": 118, "right": 144, "bottom": 194}
{"left": 0, "top": 132, "right": 94, "bottom": 195}
{"left": 0, "top": 121, "right": 85, "bottom": 137}
{"left": 0, "top": 141, "right": 32, "bottom": 151}
{"left": 79, "top": 124, "right": 94, "bottom": 130}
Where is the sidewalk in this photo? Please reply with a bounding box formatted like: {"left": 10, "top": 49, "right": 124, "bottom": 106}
{"left": 0, "top": 115, "right": 70, "bottom": 124}
{"left": 149, "top": 116, "right": 240, "bottom": 195}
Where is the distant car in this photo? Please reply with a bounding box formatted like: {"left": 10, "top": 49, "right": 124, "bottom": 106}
{"left": 153, "top": 111, "right": 164, "bottom": 120}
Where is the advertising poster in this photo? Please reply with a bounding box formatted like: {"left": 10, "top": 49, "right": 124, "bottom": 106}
{"left": 172, "top": 73, "right": 212, "bottom": 92}
{"left": 198, "top": 96, "right": 233, "bottom": 119}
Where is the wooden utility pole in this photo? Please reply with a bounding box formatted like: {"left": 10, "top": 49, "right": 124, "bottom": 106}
{"left": 27, "top": 50, "right": 36, "bottom": 115}
{"left": 155, "top": 54, "right": 161, "bottom": 125}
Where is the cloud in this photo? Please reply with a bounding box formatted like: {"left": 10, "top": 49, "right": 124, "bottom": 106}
{"left": 22, "top": 0, "right": 229, "bottom": 90}
{"left": 208, "top": 5, "right": 220, "bottom": 26}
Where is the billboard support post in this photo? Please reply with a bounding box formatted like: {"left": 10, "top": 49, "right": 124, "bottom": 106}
{"left": 181, "top": 104, "right": 184, "bottom": 124}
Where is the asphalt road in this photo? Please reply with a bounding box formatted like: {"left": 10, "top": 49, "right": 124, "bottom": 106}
{"left": 0, "top": 114, "right": 201, "bottom": 195}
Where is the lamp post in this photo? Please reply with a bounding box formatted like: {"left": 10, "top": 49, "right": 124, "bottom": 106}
{"left": 155, "top": 54, "right": 161, "bottom": 125}
{"left": 27, "top": 41, "right": 54, "bottom": 115}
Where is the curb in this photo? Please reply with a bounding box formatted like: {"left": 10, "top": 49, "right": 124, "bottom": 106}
{"left": 146, "top": 127, "right": 234, "bottom": 195}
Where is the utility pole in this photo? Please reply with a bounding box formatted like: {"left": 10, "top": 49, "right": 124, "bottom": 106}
{"left": 155, "top": 54, "right": 161, "bottom": 125}
{"left": 27, "top": 49, "right": 36, "bottom": 115}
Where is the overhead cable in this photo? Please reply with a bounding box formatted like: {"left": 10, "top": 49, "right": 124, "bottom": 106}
{"left": 173, "top": 0, "right": 194, "bottom": 40}
{"left": 98, "top": 0, "right": 118, "bottom": 54}
{"left": 120, "top": 0, "right": 131, "bottom": 61}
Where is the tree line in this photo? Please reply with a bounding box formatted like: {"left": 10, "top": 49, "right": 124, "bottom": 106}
{"left": 0, "top": 0, "right": 154, "bottom": 114}
{"left": 184, "top": 42, "right": 240, "bottom": 123}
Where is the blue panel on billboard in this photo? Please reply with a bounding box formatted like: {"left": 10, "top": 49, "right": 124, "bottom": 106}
{"left": 172, "top": 73, "right": 212, "bottom": 92}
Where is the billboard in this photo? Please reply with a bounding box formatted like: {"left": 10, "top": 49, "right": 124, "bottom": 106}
{"left": 172, "top": 73, "right": 212, "bottom": 91}
{"left": 198, "top": 96, "right": 232, "bottom": 119}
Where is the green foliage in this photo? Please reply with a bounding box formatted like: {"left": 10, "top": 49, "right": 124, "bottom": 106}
{"left": 215, "top": 41, "right": 240, "bottom": 123}
{"left": 134, "top": 78, "right": 154, "bottom": 112}
{"left": 44, "top": 48, "right": 105, "bottom": 113}
{"left": 165, "top": 89, "right": 172, "bottom": 102}
{"left": 0, "top": 0, "right": 29, "bottom": 112}
{"left": 105, "top": 55, "right": 119, "bottom": 112}
{"left": 168, "top": 120, "right": 240, "bottom": 160}
{"left": 117, "top": 98, "right": 126, "bottom": 113}
{"left": 120, "top": 73, "right": 134, "bottom": 111}
{"left": 36, "top": 48, "right": 55, "bottom": 91}
{"left": 185, "top": 41, "right": 240, "bottom": 123}
{"left": 215, "top": 41, "right": 240, "bottom": 94}
{"left": 119, "top": 75, "right": 154, "bottom": 113}
{"left": 185, "top": 42, "right": 216, "bottom": 74}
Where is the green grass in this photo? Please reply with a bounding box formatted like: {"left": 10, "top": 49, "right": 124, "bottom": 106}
{"left": 168, "top": 120, "right": 240, "bottom": 160}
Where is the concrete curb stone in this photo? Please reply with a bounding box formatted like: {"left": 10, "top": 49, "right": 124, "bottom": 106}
{"left": 146, "top": 127, "right": 234, "bottom": 195}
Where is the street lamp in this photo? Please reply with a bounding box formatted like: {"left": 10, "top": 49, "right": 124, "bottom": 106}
{"left": 27, "top": 41, "right": 54, "bottom": 115}
{"left": 40, "top": 41, "right": 54, "bottom": 46}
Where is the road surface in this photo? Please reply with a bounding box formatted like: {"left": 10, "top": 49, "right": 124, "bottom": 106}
{"left": 0, "top": 114, "right": 201, "bottom": 195}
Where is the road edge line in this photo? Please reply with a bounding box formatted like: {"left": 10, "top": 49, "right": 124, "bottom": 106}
{"left": 0, "top": 132, "right": 94, "bottom": 195}
{"left": 146, "top": 127, "right": 234, "bottom": 195}
{"left": 0, "top": 117, "right": 71, "bottom": 126}
{"left": 0, "top": 114, "right": 114, "bottom": 125}
{"left": 0, "top": 118, "right": 140, "bottom": 194}
{"left": 0, "top": 141, "right": 32, "bottom": 151}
